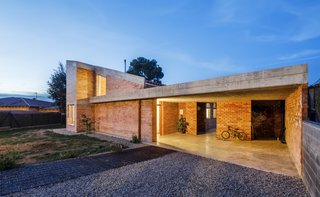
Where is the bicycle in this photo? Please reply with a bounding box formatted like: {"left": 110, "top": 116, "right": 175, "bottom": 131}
{"left": 221, "top": 126, "right": 247, "bottom": 140}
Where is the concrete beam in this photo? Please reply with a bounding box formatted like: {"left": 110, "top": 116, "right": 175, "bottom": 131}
{"left": 90, "top": 64, "right": 308, "bottom": 103}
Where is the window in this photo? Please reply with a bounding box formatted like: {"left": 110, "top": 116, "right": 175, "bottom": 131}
{"left": 213, "top": 103, "right": 217, "bottom": 118}
{"left": 67, "top": 104, "right": 75, "bottom": 125}
{"left": 206, "top": 103, "right": 211, "bottom": 119}
{"left": 96, "top": 75, "right": 106, "bottom": 96}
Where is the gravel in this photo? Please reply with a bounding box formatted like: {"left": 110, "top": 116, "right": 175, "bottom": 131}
{"left": 7, "top": 152, "right": 308, "bottom": 197}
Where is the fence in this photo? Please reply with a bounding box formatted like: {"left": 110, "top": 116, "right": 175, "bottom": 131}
{"left": 302, "top": 121, "right": 320, "bottom": 197}
{"left": 0, "top": 111, "right": 63, "bottom": 129}
{"left": 308, "top": 84, "right": 320, "bottom": 122}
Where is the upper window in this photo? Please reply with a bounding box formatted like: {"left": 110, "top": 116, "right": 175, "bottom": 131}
{"left": 96, "top": 75, "right": 106, "bottom": 96}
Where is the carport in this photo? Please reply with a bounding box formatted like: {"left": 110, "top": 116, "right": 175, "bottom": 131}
{"left": 155, "top": 85, "right": 305, "bottom": 176}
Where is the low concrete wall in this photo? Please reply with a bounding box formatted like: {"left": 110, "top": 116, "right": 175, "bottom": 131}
{"left": 302, "top": 121, "right": 320, "bottom": 197}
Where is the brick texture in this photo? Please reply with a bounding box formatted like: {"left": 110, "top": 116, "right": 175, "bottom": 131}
{"left": 160, "top": 102, "right": 179, "bottom": 135}
{"left": 76, "top": 68, "right": 95, "bottom": 100}
{"left": 94, "top": 101, "right": 139, "bottom": 140}
{"left": 285, "top": 84, "right": 308, "bottom": 175}
{"left": 76, "top": 100, "right": 94, "bottom": 132}
{"left": 141, "top": 99, "right": 157, "bottom": 142}
{"left": 106, "top": 75, "right": 144, "bottom": 93}
{"left": 216, "top": 101, "right": 251, "bottom": 140}
{"left": 184, "top": 102, "right": 197, "bottom": 135}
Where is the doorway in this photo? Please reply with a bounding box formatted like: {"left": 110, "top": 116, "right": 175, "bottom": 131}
{"left": 251, "top": 100, "right": 285, "bottom": 140}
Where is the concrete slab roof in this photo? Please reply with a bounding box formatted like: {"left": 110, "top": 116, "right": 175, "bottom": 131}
{"left": 90, "top": 64, "right": 308, "bottom": 103}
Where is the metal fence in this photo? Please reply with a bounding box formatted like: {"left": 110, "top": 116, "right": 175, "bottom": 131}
{"left": 0, "top": 111, "right": 62, "bottom": 129}
{"left": 308, "top": 84, "right": 320, "bottom": 122}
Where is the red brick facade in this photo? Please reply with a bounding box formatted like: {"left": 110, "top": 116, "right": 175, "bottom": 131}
{"left": 216, "top": 101, "right": 252, "bottom": 140}
{"left": 285, "top": 84, "right": 308, "bottom": 174}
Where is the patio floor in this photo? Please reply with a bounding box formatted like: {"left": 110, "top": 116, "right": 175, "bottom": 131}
{"left": 157, "top": 131, "right": 298, "bottom": 176}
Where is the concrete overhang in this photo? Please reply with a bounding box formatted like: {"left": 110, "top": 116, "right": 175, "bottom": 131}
{"left": 90, "top": 64, "right": 308, "bottom": 104}
{"left": 67, "top": 60, "right": 146, "bottom": 85}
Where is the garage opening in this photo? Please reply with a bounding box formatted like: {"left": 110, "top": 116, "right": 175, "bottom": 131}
{"left": 251, "top": 100, "right": 285, "bottom": 140}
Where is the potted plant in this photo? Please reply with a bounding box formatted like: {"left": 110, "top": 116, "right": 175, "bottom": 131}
{"left": 176, "top": 115, "right": 189, "bottom": 133}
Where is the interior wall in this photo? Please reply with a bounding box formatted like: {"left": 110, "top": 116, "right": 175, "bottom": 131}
{"left": 184, "top": 102, "right": 197, "bottom": 135}
{"left": 216, "top": 100, "right": 251, "bottom": 140}
{"left": 161, "top": 102, "right": 179, "bottom": 135}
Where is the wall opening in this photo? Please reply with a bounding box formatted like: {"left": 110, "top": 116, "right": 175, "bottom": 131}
{"left": 251, "top": 100, "right": 285, "bottom": 140}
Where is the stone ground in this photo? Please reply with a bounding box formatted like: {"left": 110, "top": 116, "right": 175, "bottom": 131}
{"left": 3, "top": 151, "right": 308, "bottom": 197}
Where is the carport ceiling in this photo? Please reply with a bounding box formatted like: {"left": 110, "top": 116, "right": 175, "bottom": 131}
{"left": 157, "top": 85, "right": 298, "bottom": 102}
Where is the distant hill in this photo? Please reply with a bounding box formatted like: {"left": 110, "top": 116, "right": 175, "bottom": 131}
{"left": 0, "top": 93, "right": 53, "bottom": 102}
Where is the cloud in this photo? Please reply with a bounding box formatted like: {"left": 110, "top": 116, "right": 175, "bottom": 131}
{"left": 168, "top": 51, "right": 246, "bottom": 73}
{"left": 282, "top": 3, "right": 320, "bottom": 42}
{"left": 278, "top": 50, "right": 320, "bottom": 61}
{"left": 208, "top": 0, "right": 253, "bottom": 25}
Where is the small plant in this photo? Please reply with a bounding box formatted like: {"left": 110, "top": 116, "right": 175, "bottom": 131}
{"left": 176, "top": 115, "right": 189, "bottom": 133}
{"left": 59, "top": 151, "right": 79, "bottom": 159}
{"left": 80, "top": 114, "right": 95, "bottom": 134}
{"left": 130, "top": 134, "right": 140, "bottom": 143}
{"left": 110, "top": 144, "right": 123, "bottom": 153}
{"left": 0, "top": 150, "right": 20, "bottom": 171}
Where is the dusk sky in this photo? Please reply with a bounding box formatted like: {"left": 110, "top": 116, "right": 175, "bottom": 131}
{"left": 0, "top": 0, "right": 319, "bottom": 95}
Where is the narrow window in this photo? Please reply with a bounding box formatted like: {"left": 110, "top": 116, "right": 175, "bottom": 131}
{"left": 96, "top": 75, "right": 101, "bottom": 96}
{"left": 206, "top": 103, "right": 211, "bottom": 119}
{"left": 67, "top": 104, "right": 75, "bottom": 125}
{"left": 213, "top": 103, "right": 217, "bottom": 118}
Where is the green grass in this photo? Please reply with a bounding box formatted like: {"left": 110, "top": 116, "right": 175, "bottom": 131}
{"left": 0, "top": 125, "right": 126, "bottom": 169}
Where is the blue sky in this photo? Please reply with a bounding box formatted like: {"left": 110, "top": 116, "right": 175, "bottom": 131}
{"left": 0, "top": 0, "right": 319, "bottom": 94}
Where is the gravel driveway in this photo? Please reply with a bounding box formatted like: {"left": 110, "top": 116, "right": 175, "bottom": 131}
{"left": 8, "top": 152, "right": 308, "bottom": 197}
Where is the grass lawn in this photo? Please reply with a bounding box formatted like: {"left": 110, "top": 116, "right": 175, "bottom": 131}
{"left": 0, "top": 125, "right": 126, "bottom": 167}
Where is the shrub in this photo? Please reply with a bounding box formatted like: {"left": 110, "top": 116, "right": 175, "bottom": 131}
{"left": 0, "top": 150, "right": 20, "bottom": 171}
{"left": 110, "top": 144, "right": 123, "bottom": 153}
{"left": 59, "top": 151, "right": 79, "bottom": 159}
{"left": 80, "top": 114, "right": 95, "bottom": 134}
{"left": 130, "top": 134, "right": 140, "bottom": 143}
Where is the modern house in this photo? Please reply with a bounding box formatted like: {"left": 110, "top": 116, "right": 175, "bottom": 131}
{"left": 0, "top": 97, "right": 59, "bottom": 112}
{"left": 66, "top": 61, "right": 308, "bottom": 175}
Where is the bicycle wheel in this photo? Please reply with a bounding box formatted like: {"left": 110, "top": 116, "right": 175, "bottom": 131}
{"left": 238, "top": 132, "right": 247, "bottom": 140}
{"left": 221, "top": 131, "right": 230, "bottom": 140}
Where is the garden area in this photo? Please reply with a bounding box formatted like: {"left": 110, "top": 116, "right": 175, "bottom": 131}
{"left": 0, "top": 125, "right": 125, "bottom": 170}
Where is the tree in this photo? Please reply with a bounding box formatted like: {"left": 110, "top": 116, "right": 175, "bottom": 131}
{"left": 126, "top": 57, "right": 164, "bottom": 84}
{"left": 47, "top": 63, "right": 66, "bottom": 113}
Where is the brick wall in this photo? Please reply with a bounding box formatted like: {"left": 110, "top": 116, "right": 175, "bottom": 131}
{"left": 141, "top": 99, "right": 156, "bottom": 142}
{"left": 76, "top": 67, "right": 95, "bottom": 100}
{"left": 76, "top": 100, "right": 94, "bottom": 132}
{"left": 94, "top": 100, "right": 139, "bottom": 140}
{"left": 161, "top": 102, "right": 179, "bottom": 135}
{"left": 216, "top": 101, "right": 251, "bottom": 140}
{"left": 106, "top": 75, "right": 144, "bottom": 93}
{"left": 302, "top": 121, "right": 320, "bottom": 197}
{"left": 180, "top": 102, "right": 197, "bottom": 135}
{"left": 285, "top": 84, "right": 308, "bottom": 175}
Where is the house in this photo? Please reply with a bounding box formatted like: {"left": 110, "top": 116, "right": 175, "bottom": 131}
{"left": 0, "top": 97, "right": 59, "bottom": 112}
{"left": 66, "top": 61, "right": 308, "bottom": 175}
